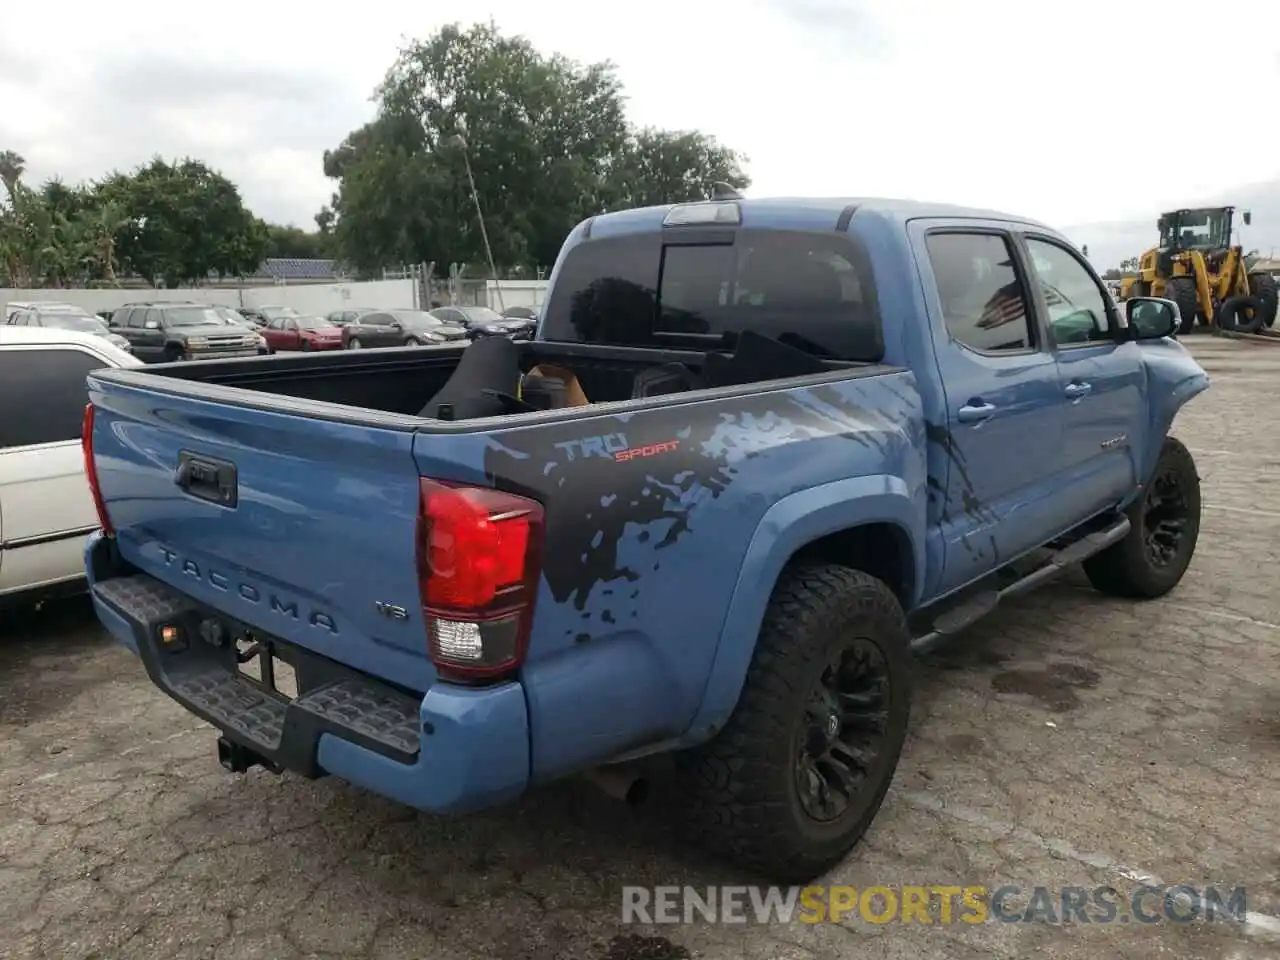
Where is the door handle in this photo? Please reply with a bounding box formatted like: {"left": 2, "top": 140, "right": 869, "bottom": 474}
{"left": 957, "top": 401, "right": 996, "bottom": 424}
{"left": 1064, "top": 381, "right": 1092, "bottom": 400}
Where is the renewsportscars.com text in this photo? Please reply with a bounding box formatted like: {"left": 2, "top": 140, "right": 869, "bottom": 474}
{"left": 622, "top": 884, "right": 1248, "bottom": 925}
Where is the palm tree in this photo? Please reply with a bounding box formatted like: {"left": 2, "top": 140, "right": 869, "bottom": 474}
{"left": 0, "top": 150, "right": 26, "bottom": 208}
{"left": 80, "top": 201, "right": 130, "bottom": 285}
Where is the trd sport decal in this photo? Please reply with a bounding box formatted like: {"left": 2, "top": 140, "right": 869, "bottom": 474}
{"left": 552, "top": 433, "right": 681, "bottom": 464}
{"left": 614, "top": 440, "right": 680, "bottom": 463}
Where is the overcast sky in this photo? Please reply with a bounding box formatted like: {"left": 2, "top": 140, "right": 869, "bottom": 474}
{"left": 3, "top": 0, "right": 1279, "bottom": 240}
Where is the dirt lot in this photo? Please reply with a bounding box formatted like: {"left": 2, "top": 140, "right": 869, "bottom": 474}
{"left": 3, "top": 336, "right": 1280, "bottom": 960}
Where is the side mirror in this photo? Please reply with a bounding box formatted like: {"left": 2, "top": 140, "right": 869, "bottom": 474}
{"left": 1125, "top": 297, "right": 1178, "bottom": 340}
{"left": 144, "top": 320, "right": 159, "bottom": 330}
{"left": 1244, "top": 211, "right": 1253, "bottom": 226}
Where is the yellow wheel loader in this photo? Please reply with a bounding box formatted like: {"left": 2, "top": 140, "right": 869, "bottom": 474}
{"left": 1117, "top": 206, "right": 1277, "bottom": 334}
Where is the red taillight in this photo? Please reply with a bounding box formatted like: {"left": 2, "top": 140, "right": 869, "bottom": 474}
{"left": 81, "top": 403, "right": 115, "bottom": 537}
{"left": 416, "top": 478, "right": 544, "bottom": 683}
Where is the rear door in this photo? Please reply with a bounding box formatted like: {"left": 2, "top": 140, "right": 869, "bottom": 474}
{"left": 1018, "top": 233, "right": 1146, "bottom": 518}
{"left": 0, "top": 344, "right": 114, "bottom": 594}
{"left": 911, "top": 222, "right": 1070, "bottom": 596}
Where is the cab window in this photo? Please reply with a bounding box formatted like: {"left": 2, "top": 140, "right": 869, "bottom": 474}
{"left": 1023, "top": 238, "right": 1113, "bottom": 346}
{"left": 925, "top": 232, "right": 1035, "bottom": 353}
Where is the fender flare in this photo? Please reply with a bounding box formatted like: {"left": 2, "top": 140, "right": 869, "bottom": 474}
{"left": 679, "top": 474, "right": 923, "bottom": 744}
{"left": 1130, "top": 371, "right": 1209, "bottom": 502}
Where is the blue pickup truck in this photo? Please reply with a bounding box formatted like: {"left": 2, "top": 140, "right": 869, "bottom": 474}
{"left": 81, "top": 196, "right": 1207, "bottom": 883}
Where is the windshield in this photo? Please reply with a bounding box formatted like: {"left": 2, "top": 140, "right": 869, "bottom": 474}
{"left": 459, "top": 307, "right": 504, "bottom": 324}
{"left": 1160, "top": 209, "right": 1230, "bottom": 250}
{"left": 295, "top": 316, "right": 330, "bottom": 330}
{"left": 215, "top": 307, "right": 247, "bottom": 325}
{"left": 42, "top": 313, "right": 108, "bottom": 333}
{"left": 166, "top": 307, "right": 225, "bottom": 327}
{"left": 261, "top": 306, "right": 299, "bottom": 320}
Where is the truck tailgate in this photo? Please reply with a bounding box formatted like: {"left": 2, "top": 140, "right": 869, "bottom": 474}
{"left": 87, "top": 374, "right": 437, "bottom": 692}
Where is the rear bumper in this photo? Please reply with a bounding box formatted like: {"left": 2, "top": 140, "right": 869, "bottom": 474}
{"left": 84, "top": 532, "right": 529, "bottom": 814}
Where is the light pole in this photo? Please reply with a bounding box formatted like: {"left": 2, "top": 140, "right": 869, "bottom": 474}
{"left": 450, "top": 131, "right": 504, "bottom": 312}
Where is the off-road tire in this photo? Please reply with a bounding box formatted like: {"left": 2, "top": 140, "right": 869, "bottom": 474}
{"left": 1163, "top": 277, "right": 1199, "bottom": 336}
{"left": 1248, "top": 272, "right": 1278, "bottom": 328}
{"left": 675, "top": 564, "right": 912, "bottom": 884}
{"left": 1217, "top": 294, "right": 1264, "bottom": 334}
{"left": 1083, "top": 437, "right": 1200, "bottom": 599}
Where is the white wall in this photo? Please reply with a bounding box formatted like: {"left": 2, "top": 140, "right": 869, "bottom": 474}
{"left": 240, "top": 279, "right": 416, "bottom": 314}
{"left": 1, "top": 278, "right": 418, "bottom": 316}
{"left": 484, "top": 280, "right": 546, "bottom": 311}
{"left": 1, "top": 287, "right": 244, "bottom": 312}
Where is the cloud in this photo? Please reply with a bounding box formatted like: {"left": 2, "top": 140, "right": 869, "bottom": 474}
{"left": 767, "top": 0, "right": 893, "bottom": 56}
{"left": 2, "top": 0, "right": 1279, "bottom": 236}
{"left": 0, "top": 47, "right": 374, "bottom": 226}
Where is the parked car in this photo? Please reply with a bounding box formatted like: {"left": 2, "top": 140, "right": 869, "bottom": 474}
{"left": 240, "top": 305, "right": 300, "bottom": 330}
{"left": 260, "top": 314, "right": 345, "bottom": 352}
{"left": 430, "top": 304, "right": 534, "bottom": 340}
{"left": 325, "top": 309, "right": 374, "bottom": 327}
{"left": 6, "top": 307, "right": 133, "bottom": 354}
{"left": 0, "top": 325, "right": 141, "bottom": 608}
{"left": 81, "top": 196, "right": 1204, "bottom": 884}
{"left": 108, "top": 303, "right": 261, "bottom": 363}
{"left": 4, "top": 300, "right": 82, "bottom": 323}
{"left": 341, "top": 309, "right": 469, "bottom": 348}
{"left": 210, "top": 306, "right": 270, "bottom": 354}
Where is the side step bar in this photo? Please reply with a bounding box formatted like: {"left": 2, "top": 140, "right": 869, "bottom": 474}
{"left": 910, "top": 515, "right": 1130, "bottom": 655}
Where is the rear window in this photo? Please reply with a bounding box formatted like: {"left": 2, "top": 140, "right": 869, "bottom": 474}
{"left": 540, "top": 228, "right": 883, "bottom": 361}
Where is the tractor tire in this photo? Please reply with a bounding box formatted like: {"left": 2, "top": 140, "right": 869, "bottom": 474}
{"left": 1083, "top": 437, "right": 1200, "bottom": 599}
{"left": 1217, "top": 294, "right": 1264, "bottom": 334}
{"left": 1163, "top": 277, "right": 1198, "bottom": 335}
{"left": 1248, "top": 272, "right": 1278, "bottom": 328}
{"left": 674, "top": 563, "right": 912, "bottom": 884}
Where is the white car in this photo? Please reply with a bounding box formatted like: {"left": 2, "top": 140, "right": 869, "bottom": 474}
{"left": 0, "top": 325, "right": 141, "bottom": 607}
{"left": 4, "top": 300, "right": 82, "bottom": 322}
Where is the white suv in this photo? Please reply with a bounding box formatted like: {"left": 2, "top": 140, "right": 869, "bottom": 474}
{"left": 0, "top": 326, "right": 141, "bottom": 607}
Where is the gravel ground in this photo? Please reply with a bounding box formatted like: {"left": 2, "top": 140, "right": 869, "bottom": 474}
{"left": 2, "top": 336, "right": 1279, "bottom": 960}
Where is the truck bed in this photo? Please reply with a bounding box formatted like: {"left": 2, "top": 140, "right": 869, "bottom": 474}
{"left": 111, "top": 338, "right": 888, "bottom": 424}
{"left": 84, "top": 335, "right": 922, "bottom": 804}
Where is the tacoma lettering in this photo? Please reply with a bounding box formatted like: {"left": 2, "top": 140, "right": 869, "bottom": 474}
{"left": 157, "top": 546, "right": 338, "bottom": 634}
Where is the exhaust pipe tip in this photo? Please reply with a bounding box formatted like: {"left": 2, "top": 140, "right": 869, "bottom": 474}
{"left": 584, "top": 764, "right": 649, "bottom": 806}
{"left": 624, "top": 776, "right": 650, "bottom": 806}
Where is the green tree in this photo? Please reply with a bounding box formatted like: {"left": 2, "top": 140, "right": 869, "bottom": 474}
{"left": 97, "top": 157, "right": 268, "bottom": 286}
{"left": 320, "top": 22, "right": 750, "bottom": 273}
{"left": 262, "top": 222, "right": 333, "bottom": 259}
